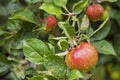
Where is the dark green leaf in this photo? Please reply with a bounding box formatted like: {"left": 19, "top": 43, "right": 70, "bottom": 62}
{"left": 100, "top": 0, "right": 117, "bottom": 2}
{"left": 23, "top": 38, "right": 49, "bottom": 64}
{"left": 0, "top": 5, "right": 7, "bottom": 16}
{"left": 90, "top": 17, "right": 111, "bottom": 40}
{"left": 0, "top": 28, "right": 5, "bottom": 36}
{"left": 9, "top": 8, "right": 37, "bottom": 24}
{"left": 10, "top": 25, "right": 33, "bottom": 49}
{"left": 86, "top": 26, "right": 94, "bottom": 36}
{"left": 7, "top": 21, "right": 21, "bottom": 33}
{"left": 7, "top": 21, "right": 16, "bottom": 32}
{"left": 72, "top": 0, "right": 88, "bottom": 14}
{"left": 92, "top": 40, "right": 116, "bottom": 55}
{"left": 7, "top": 2, "right": 23, "bottom": 14}
{"left": 0, "top": 54, "right": 10, "bottom": 64}
{"left": 0, "top": 62, "right": 10, "bottom": 76}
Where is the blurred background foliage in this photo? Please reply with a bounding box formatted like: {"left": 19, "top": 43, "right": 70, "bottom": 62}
{"left": 0, "top": 0, "right": 120, "bottom": 80}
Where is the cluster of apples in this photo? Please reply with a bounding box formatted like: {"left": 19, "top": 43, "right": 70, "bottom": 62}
{"left": 66, "top": 4, "right": 104, "bottom": 71}
{"left": 41, "top": 3, "right": 104, "bottom": 71}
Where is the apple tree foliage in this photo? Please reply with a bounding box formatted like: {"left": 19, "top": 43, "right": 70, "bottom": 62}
{"left": 0, "top": 0, "right": 119, "bottom": 80}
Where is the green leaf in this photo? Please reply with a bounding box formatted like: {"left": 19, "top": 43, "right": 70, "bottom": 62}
{"left": 44, "top": 55, "right": 67, "bottom": 79}
{"left": 92, "top": 40, "right": 116, "bottom": 55}
{"left": 0, "top": 62, "right": 10, "bottom": 76}
{"left": 0, "top": 54, "right": 10, "bottom": 64}
{"left": 29, "top": 75, "right": 58, "bottom": 80}
{"left": 0, "top": 5, "right": 7, "bottom": 16}
{"left": 6, "top": 2, "right": 22, "bottom": 15}
{"left": 48, "top": 36, "right": 67, "bottom": 46}
{"left": 47, "top": 43, "right": 55, "bottom": 54}
{"left": 39, "top": 3, "right": 62, "bottom": 19}
{"left": 0, "top": 28, "right": 4, "bottom": 36}
{"left": 90, "top": 17, "right": 111, "bottom": 40}
{"left": 86, "top": 26, "right": 94, "bottom": 36}
{"left": 57, "top": 39, "right": 69, "bottom": 50}
{"left": 72, "top": 0, "right": 88, "bottom": 14}
{"left": 67, "top": 69, "right": 83, "bottom": 80}
{"left": 100, "top": 0, "right": 117, "bottom": 2}
{"left": 7, "top": 21, "right": 21, "bottom": 33}
{"left": 10, "top": 24, "right": 33, "bottom": 49}
{"left": 82, "top": 73, "right": 92, "bottom": 80}
{"left": 58, "top": 22, "right": 75, "bottom": 40}
{"left": 43, "top": 0, "right": 53, "bottom": 3}
{"left": 29, "top": 75, "right": 44, "bottom": 80}
{"left": 53, "top": 0, "right": 67, "bottom": 7}
{"left": 25, "top": 0, "right": 42, "bottom": 3}
{"left": 9, "top": 8, "right": 37, "bottom": 24}
{"left": 79, "top": 15, "right": 89, "bottom": 32}
{"left": 23, "top": 38, "right": 49, "bottom": 64}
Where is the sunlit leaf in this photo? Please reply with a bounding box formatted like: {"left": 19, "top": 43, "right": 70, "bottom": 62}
{"left": 72, "top": 0, "right": 88, "bottom": 14}
{"left": 44, "top": 55, "right": 67, "bottom": 79}
{"left": 39, "top": 3, "right": 62, "bottom": 19}
{"left": 53, "top": 0, "right": 67, "bottom": 7}
{"left": 67, "top": 69, "right": 83, "bottom": 80}
{"left": 23, "top": 38, "right": 49, "bottom": 64}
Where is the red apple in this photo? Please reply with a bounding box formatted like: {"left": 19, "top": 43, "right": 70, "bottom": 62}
{"left": 45, "top": 16, "right": 57, "bottom": 31}
{"left": 65, "top": 42, "right": 98, "bottom": 71}
{"left": 85, "top": 4, "right": 104, "bottom": 22}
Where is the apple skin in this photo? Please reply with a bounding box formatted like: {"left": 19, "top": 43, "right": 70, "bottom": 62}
{"left": 45, "top": 16, "right": 57, "bottom": 31}
{"left": 65, "top": 42, "right": 98, "bottom": 71}
{"left": 85, "top": 4, "right": 104, "bottom": 22}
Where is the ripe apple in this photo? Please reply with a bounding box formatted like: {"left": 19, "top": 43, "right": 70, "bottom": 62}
{"left": 85, "top": 4, "right": 104, "bottom": 22}
{"left": 65, "top": 42, "right": 98, "bottom": 71}
{"left": 45, "top": 16, "right": 57, "bottom": 31}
